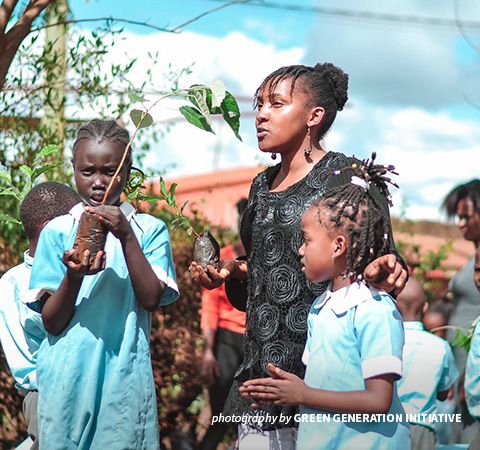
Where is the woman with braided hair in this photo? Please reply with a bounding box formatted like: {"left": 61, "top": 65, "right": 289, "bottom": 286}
{"left": 189, "top": 63, "right": 407, "bottom": 449}
{"left": 240, "top": 155, "right": 410, "bottom": 449}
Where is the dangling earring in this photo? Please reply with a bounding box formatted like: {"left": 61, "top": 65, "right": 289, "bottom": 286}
{"left": 271, "top": 153, "right": 277, "bottom": 160}
{"left": 304, "top": 127, "right": 312, "bottom": 158}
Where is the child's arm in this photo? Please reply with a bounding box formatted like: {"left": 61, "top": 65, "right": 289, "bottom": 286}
{"left": 240, "top": 363, "right": 395, "bottom": 414}
{"left": 88, "top": 205, "right": 167, "bottom": 311}
{"left": 41, "top": 249, "right": 105, "bottom": 335}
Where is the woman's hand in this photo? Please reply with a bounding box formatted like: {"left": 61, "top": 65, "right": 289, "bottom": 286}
{"left": 239, "top": 363, "right": 306, "bottom": 407}
{"left": 189, "top": 259, "right": 246, "bottom": 290}
{"left": 364, "top": 254, "right": 407, "bottom": 296}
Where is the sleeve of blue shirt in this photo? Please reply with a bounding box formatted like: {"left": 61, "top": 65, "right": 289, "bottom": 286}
{"left": 465, "top": 321, "right": 480, "bottom": 417}
{"left": 131, "top": 214, "right": 179, "bottom": 306}
{"left": 438, "top": 340, "right": 460, "bottom": 392}
{"left": 354, "top": 293, "right": 405, "bottom": 381}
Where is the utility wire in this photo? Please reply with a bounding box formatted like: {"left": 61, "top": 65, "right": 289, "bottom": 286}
{"left": 211, "top": 0, "right": 480, "bottom": 31}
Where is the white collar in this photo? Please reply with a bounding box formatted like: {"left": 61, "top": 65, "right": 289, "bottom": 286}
{"left": 24, "top": 250, "right": 33, "bottom": 268}
{"left": 69, "top": 202, "right": 135, "bottom": 222}
{"left": 314, "top": 281, "right": 387, "bottom": 315}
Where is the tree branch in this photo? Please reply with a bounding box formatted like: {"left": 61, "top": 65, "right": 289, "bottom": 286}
{"left": 172, "top": 0, "right": 253, "bottom": 32}
{"left": 0, "top": 0, "right": 19, "bottom": 34}
{"left": 32, "top": 16, "right": 177, "bottom": 34}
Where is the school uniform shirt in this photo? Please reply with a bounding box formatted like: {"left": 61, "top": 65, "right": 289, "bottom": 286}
{"left": 28, "top": 202, "right": 179, "bottom": 450}
{"left": 297, "top": 281, "right": 410, "bottom": 450}
{"left": 465, "top": 320, "right": 480, "bottom": 417}
{"left": 397, "top": 321, "right": 459, "bottom": 430}
{"left": 0, "top": 251, "right": 45, "bottom": 394}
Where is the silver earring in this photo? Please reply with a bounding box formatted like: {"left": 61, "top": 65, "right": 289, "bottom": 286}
{"left": 304, "top": 127, "right": 312, "bottom": 158}
{"left": 271, "top": 153, "right": 277, "bottom": 160}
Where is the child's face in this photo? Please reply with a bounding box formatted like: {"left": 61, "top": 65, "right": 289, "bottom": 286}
{"left": 73, "top": 140, "right": 128, "bottom": 206}
{"left": 474, "top": 247, "right": 480, "bottom": 292}
{"left": 298, "top": 206, "right": 337, "bottom": 283}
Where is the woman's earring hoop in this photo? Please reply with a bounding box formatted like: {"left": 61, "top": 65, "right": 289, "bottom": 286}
{"left": 271, "top": 153, "right": 277, "bottom": 160}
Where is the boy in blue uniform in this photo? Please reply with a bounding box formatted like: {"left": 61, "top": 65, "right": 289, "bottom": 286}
{"left": 396, "top": 277, "right": 459, "bottom": 450}
{"left": 240, "top": 154, "right": 410, "bottom": 449}
{"left": 0, "top": 182, "right": 80, "bottom": 449}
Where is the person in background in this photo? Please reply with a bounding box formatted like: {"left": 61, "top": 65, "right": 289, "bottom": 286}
{"left": 189, "top": 63, "right": 407, "bottom": 449}
{"left": 442, "top": 179, "right": 480, "bottom": 444}
{"left": 0, "top": 182, "right": 81, "bottom": 450}
{"left": 396, "top": 277, "right": 459, "bottom": 450}
{"left": 423, "top": 298, "right": 454, "bottom": 340}
{"left": 423, "top": 297, "right": 457, "bottom": 445}
{"left": 463, "top": 246, "right": 480, "bottom": 450}
{"left": 198, "top": 198, "right": 247, "bottom": 450}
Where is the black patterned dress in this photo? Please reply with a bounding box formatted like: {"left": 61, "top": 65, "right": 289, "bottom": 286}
{"left": 223, "top": 151, "right": 353, "bottom": 430}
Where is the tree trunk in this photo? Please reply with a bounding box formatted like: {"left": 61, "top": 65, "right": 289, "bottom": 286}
{"left": 0, "top": 0, "right": 56, "bottom": 91}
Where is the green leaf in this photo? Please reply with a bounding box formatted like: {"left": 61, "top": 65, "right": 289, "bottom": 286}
{"left": 191, "top": 88, "right": 212, "bottom": 126}
{"left": 127, "top": 92, "right": 147, "bottom": 103}
{"left": 0, "top": 170, "right": 11, "bottom": 183}
{"left": 186, "top": 227, "right": 193, "bottom": 236}
{"left": 0, "top": 187, "right": 20, "bottom": 200}
{"left": 36, "top": 144, "right": 59, "bottom": 161}
{"left": 210, "top": 80, "right": 226, "bottom": 108}
{"left": 180, "top": 199, "right": 189, "bottom": 212}
{"left": 160, "top": 177, "right": 168, "bottom": 198}
{"left": 179, "top": 106, "right": 215, "bottom": 134}
{"left": 31, "top": 162, "right": 64, "bottom": 183}
{"left": 0, "top": 214, "right": 21, "bottom": 225}
{"left": 19, "top": 165, "right": 33, "bottom": 176}
{"left": 453, "top": 329, "right": 472, "bottom": 353}
{"left": 220, "top": 91, "right": 242, "bottom": 141}
{"left": 130, "top": 109, "right": 154, "bottom": 129}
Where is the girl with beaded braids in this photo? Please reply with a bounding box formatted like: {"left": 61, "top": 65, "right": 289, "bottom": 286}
{"left": 240, "top": 155, "right": 410, "bottom": 450}
{"left": 189, "top": 63, "right": 407, "bottom": 449}
{"left": 27, "top": 119, "right": 179, "bottom": 449}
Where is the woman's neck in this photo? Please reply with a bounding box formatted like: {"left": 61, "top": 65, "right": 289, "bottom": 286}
{"left": 270, "top": 146, "right": 327, "bottom": 192}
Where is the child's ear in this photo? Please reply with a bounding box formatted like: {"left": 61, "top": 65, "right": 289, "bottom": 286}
{"left": 422, "top": 302, "right": 428, "bottom": 315}
{"left": 332, "top": 234, "right": 348, "bottom": 259}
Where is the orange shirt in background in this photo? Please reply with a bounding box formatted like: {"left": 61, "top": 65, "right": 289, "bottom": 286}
{"left": 200, "top": 245, "right": 246, "bottom": 335}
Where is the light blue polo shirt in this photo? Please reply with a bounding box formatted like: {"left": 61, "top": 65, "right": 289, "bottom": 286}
{"left": 397, "top": 321, "right": 459, "bottom": 430}
{"left": 28, "top": 202, "right": 179, "bottom": 450}
{"left": 297, "top": 281, "right": 410, "bottom": 450}
{"left": 465, "top": 319, "right": 480, "bottom": 417}
{"left": 0, "top": 251, "right": 45, "bottom": 394}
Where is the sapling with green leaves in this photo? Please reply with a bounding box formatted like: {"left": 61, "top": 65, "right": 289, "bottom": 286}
{"left": 73, "top": 80, "right": 241, "bottom": 269}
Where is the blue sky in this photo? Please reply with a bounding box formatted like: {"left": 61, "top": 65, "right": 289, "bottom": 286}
{"left": 67, "top": 0, "right": 480, "bottom": 222}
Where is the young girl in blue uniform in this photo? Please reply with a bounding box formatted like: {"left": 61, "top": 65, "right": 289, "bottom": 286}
{"left": 240, "top": 155, "right": 410, "bottom": 449}
{"left": 28, "top": 120, "right": 179, "bottom": 450}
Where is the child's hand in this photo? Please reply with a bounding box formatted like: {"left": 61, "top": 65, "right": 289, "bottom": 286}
{"left": 364, "top": 254, "right": 407, "bottom": 296}
{"left": 63, "top": 248, "right": 105, "bottom": 277}
{"left": 239, "top": 363, "right": 306, "bottom": 407}
{"left": 86, "top": 205, "right": 131, "bottom": 241}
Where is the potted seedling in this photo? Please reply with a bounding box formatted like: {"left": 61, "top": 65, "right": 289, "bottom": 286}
{"left": 72, "top": 80, "right": 241, "bottom": 267}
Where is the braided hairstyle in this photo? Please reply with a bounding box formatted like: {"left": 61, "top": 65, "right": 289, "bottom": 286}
{"left": 253, "top": 63, "right": 349, "bottom": 139}
{"left": 20, "top": 181, "right": 81, "bottom": 240}
{"left": 72, "top": 119, "right": 132, "bottom": 168}
{"left": 312, "top": 153, "right": 398, "bottom": 280}
{"left": 442, "top": 179, "right": 480, "bottom": 219}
